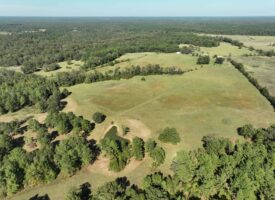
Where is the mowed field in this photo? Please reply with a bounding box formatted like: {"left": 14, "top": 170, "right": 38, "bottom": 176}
{"left": 236, "top": 56, "right": 275, "bottom": 96}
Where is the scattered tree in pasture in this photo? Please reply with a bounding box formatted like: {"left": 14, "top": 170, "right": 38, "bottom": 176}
{"left": 92, "top": 112, "right": 106, "bottom": 124}
{"left": 215, "top": 56, "right": 225, "bottom": 64}
{"left": 197, "top": 55, "right": 210, "bottom": 65}
{"left": 43, "top": 63, "right": 60, "bottom": 72}
{"left": 158, "top": 127, "right": 180, "bottom": 144}
{"left": 132, "top": 137, "right": 145, "bottom": 161}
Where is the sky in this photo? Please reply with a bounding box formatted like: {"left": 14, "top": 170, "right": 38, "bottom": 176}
{"left": 0, "top": 0, "right": 274, "bottom": 17}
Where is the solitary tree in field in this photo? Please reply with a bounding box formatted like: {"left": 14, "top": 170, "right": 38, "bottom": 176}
{"left": 92, "top": 112, "right": 106, "bottom": 124}
{"left": 158, "top": 127, "right": 181, "bottom": 145}
{"left": 197, "top": 55, "right": 210, "bottom": 65}
{"left": 215, "top": 56, "right": 225, "bottom": 64}
{"left": 132, "top": 137, "right": 145, "bottom": 161}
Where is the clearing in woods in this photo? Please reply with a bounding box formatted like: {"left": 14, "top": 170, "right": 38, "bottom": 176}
{"left": 8, "top": 44, "right": 275, "bottom": 200}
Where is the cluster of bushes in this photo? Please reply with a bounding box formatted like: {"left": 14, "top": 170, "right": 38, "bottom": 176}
{"left": 145, "top": 139, "right": 166, "bottom": 167}
{"left": 180, "top": 45, "right": 199, "bottom": 54}
{"left": 214, "top": 55, "right": 225, "bottom": 64}
{"left": 238, "top": 124, "right": 275, "bottom": 144}
{"left": 56, "top": 64, "right": 184, "bottom": 87}
{"left": 100, "top": 134, "right": 132, "bottom": 172}
{"left": 219, "top": 37, "right": 244, "bottom": 48}
{"left": 158, "top": 127, "right": 181, "bottom": 145}
{"left": 100, "top": 127, "right": 146, "bottom": 172}
{"left": 92, "top": 112, "right": 106, "bottom": 124}
{"left": 100, "top": 130, "right": 166, "bottom": 172}
{"left": 27, "top": 119, "right": 52, "bottom": 148}
{"left": 64, "top": 124, "right": 274, "bottom": 200}
{"left": 230, "top": 60, "right": 275, "bottom": 109}
{"left": 42, "top": 63, "right": 60, "bottom": 72}
{"left": 45, "top": 112, "right": 94, "bottom": 135}
{"left": 256, "top": 49, "right": 275, "bottom": 57}
{"left": 197, "top": 55, "right": 210, "bottom": 65}
{"left": 0, "top": 70, "right": 67, "bottom": 115}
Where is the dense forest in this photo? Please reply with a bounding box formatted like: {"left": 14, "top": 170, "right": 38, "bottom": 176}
{"left": 1, "top": 17, "right": 275, "bottom": 73}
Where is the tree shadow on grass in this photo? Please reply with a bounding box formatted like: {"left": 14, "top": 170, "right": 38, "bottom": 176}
{"left": 79, "top": 182, "right": 92, "bottom": 200}
{"left": 89, "top": 139, "right": 101, "bottom": 164}
{"left": 29, "top": 194, "right": 50, "bottom": 200}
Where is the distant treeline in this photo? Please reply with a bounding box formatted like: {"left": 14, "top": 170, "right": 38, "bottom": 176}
{"left": 56, "top": 65, "right": 184, "bottom": 86}
{"left": 0, "top": 23, "right": 219, "bottom": 72}
{"left": 219, "top": 37, "right": 244, "bottom": 47}
{"left": 230, "top": 60, "right": 275, "bottom": 110}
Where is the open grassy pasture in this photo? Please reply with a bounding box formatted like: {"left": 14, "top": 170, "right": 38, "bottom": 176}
{"left": 235, "top": 56, "right": 275, "bottom": 96}
{"left": 66, "top": 64, "right": 275, "bottom": 148}
{"left": 0, "top": 60, "right": 83, "bottom": 77}
{"left": 9, "top": 62, "right": 275, "bottom": 200}
{"left": 35, "top": 60, "right": 83, "bottom": 77}
{"left": 97, "top": 52, "right": 199, "bottom": 73}
{"left": 199, "top": 33, "right": 275, "bottom": 51}
{"left": 0, "top": 66, "right": 22, "bottom": 73}
{"left": 199, "top": 42, "right": 252, "bottom": 57}
{"left": 0, "top": 106, "right": 42, "bottom": 123}
{"left": 0, "top": 31, "right": 11, "bottom": 35}
{"left": 222, "top": 35, "right": 275, "bottom": 51}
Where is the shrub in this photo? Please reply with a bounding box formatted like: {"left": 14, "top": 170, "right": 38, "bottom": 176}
{"left": 43, "top": 63, "right": 60, "bottom": 72}
{"left": 158, "top": 127, "right": 180, "bottom": 144}
{"left": 215, "top": 56, "right": 225, "bottom": 64}
{"left": 197, "top": 55, "right": 210, "bottom": 65}
{"left": 92, "top": 112, "right": 106, "bottom": 124}
{"left": 132, "top": 137, "right": 145, "bottom": 161}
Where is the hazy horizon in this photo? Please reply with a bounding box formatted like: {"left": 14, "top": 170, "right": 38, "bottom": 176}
{"left": 0, "top": 0, "right": 274, "bottom": 17}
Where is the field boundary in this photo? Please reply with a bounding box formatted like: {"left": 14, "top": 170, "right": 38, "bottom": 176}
{"left": 230, "top": 59, "right": 275, "bottom": 110}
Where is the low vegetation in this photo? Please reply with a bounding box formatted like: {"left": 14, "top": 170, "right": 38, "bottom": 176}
{"left": 197, "top": 55, "right": 210, "bottom": 64}
{"left": 158, "top": 127, "right": 181, "bottom": 144}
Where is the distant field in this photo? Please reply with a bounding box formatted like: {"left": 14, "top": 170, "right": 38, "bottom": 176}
{"left": 236, "top": 56, "right": 275, "bottom": 96}
{"left": 35, "top": 60, "right": 83, "bottom": 77}
{"left": 0, "top": 106, "right": 40, "bottom": 123}
{"left": 0, "top": 60, "right": 83, "bottom": 77}
{"left": 199, "top": 42, "right": 252, "bottom": 57}
{"left": 222, "top": 35, "right": 275, "bottom": 51}
{"left": 97, "top": 52, "right": 199, "bottom": 73}
{"left": 0, "top": 66, "right": 22, "bottom": 73}
{"left": 199, "top": 33, "right": 275, "bottom": 51}
{"left": 0, "top": 31, "right": 11, "bottom": 35}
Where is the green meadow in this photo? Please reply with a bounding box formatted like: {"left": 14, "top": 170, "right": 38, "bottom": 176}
{"left": 8, "top": 42, "right": 275, "bottom": 200}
